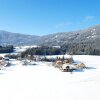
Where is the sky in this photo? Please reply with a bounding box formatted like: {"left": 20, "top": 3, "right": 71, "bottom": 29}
{"left": 0, "top": 0, "right": 100, "bottom": 36}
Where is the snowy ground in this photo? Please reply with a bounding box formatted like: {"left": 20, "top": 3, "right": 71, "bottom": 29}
{"left": 0, "top": 55, "right": 100, "bottom": 100}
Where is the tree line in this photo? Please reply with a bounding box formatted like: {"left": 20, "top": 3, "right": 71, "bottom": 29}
{"left": 63, "top": 42, "right": 100, "bottom": 55}
{"left": 0, "top": 45, "right": 14, "bottom": 53}
{"left": 21, "top": 42, "right": 100, "bottom": 58}
{"left": 20, "top": 46, "right": 66, "bottom": 58}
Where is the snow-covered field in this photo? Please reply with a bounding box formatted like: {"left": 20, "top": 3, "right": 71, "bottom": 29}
{"left": 0, "top": 55, "right": 100, "bottom": 100}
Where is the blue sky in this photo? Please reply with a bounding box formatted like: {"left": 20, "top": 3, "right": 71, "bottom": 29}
{"left": 0, "top": 0, "right": 100, "bottom": 36}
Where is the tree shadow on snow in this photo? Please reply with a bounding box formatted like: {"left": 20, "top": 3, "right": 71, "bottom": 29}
{"left": 73, "top": 68, "right": 85, "bottom": 72}
{"left": 0, "top": 73, "right": 4, "bottom": 75}
{"left": 73, "top": 66, "right": 96, "bottom": 73}
{"left": 86, "top": 66, "right": 96, "bottom": 70}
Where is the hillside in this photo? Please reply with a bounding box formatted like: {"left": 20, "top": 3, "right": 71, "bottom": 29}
{"left": 39, "top": 25, "right": 100, "bottom": 46}
{"left": 0, "top": 30, "right": 40, "bottom": 46}
{"left": 0, "top": 25, "right": 100, "bottom": 46}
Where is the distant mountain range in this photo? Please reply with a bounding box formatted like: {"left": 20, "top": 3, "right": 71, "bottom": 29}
{"left": 0, "top": 25, "right": 100, "bottom": 46}
{"left": 0, "top": 31, "right": 40, "bottom": 46}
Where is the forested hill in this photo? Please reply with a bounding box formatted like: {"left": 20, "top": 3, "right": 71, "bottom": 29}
{"left": 0, "top": 30, "right": 40, "bottom": 46}
{"left": 0, "top": 25, "right": 100, "bottom": 46}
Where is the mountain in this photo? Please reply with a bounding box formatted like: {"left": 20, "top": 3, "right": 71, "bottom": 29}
{"left": 0, "top": 30, "right": 40, "bottom": 46}
{"left": 0, "top": 25, "right": 100, "bottom": 46}
{"left": 39, "top": 25, "right": 100, "bottom": 46}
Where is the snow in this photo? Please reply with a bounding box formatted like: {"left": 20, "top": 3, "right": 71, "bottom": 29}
{"left": 55, "top": 35, "right": 58, "bottom": 38}
{"left": 46, "top": 54, "right": 72, "bottom": 59}
{"left": 0, "top": 54, "right": 6, "bottom": 57}
{"left": 14, "top": 45, "right": 40, "bottom": 53}
{"left": 87, "top": 35, "right": 96, "bottom": 39}
{"left": 87, "top": 28, "right": 97, "bottom": 39}
{"left": 0, "top": 55, "right": 100, "bottom": 100}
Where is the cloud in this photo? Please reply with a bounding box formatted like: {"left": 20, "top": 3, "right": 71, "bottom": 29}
{"left": 85, "top": 16, "right": 94, "bottom": 21}
{"left": 55, "top": 22, "right": 73, "bottom": 28}
{"left": 77, "top": 16, "right": 95, "bottom": 25}
{"left": 55, "top": 16, "right": 95, "bottom": 29}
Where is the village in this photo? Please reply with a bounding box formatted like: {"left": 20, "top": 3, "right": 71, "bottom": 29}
{"left": 0, "top": 46, "right": 100, "bottom": 100}
{"left": 0, "top": 46, "right": 86, "bottom": 73}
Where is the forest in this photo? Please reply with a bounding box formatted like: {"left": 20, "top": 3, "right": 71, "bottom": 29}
{"left": 0, "top": 45, "right": 14, "bottom": 53}
{"left": 20, "top": 42, "right": 100, "bottom": 58}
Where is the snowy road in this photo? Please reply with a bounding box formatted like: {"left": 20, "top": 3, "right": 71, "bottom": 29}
{"left": 0, "top": 55, "right": 100, "bottom": 100}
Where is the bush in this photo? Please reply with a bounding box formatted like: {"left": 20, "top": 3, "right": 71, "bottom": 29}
{"left": 5, "top": 54, "right": 19, "bottom": 59}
